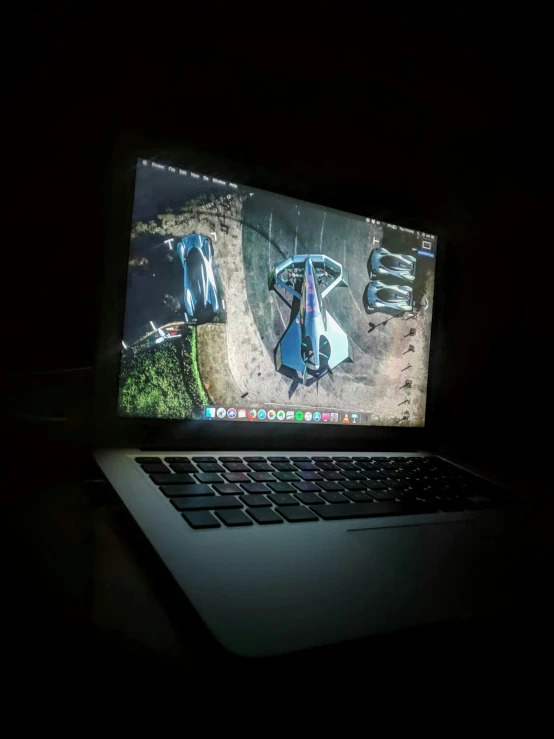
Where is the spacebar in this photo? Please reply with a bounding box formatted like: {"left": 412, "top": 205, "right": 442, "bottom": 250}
{"left": 312, "top": 501, "right": 436, "bottom": 520}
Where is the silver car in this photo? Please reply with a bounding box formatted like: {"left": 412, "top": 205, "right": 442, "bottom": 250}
{"left": 176, "top": 233, "right": 219, "bottom": 323}
{"left": 370, "top": 247, "right": 416, "bottom": 281}
{"left": 366, "top": 281, "right": 413, "bottom": 312}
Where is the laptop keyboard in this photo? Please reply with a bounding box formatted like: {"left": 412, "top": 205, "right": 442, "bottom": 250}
{"left": 135, "top": 455, "right": 516, "bottom": 529}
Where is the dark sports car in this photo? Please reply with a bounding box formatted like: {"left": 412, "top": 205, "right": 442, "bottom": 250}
{"left": 176, "top": 233, "right": 219, "bottom": 322}
{"left": 370, "top": 247, "right": 416, "bottom": 281}
{"left": 366, "top": 281, "right": 413, "bottom": 312}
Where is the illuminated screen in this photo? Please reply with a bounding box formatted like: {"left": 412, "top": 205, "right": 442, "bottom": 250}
{"left": 118, "top": 158, "right": 437, "bottom": 427}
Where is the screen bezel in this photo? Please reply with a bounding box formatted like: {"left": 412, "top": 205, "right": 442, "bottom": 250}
{"left": 94, "top": 140, "right": 446, "bottom": 451}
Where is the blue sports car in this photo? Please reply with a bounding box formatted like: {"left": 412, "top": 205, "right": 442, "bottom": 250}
{"left": 176, "top": 233, "right": 219, "bottom": 322}
{"left": 366, "top": 281, "right": 413, "bottom": 312}
{"left": 370, "top": 247, "right": 416, "bottom": 281}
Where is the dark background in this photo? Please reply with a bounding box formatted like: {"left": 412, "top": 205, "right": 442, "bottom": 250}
{"left": 5, "top": 9, "right": 552, "bottom": 694}
{"left": 9, "top": 11, "right": 551, "bottom": 468}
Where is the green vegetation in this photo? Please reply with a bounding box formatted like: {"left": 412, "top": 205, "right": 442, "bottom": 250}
{"left": 119, "top": 329, "right": 208, "bottom": 419}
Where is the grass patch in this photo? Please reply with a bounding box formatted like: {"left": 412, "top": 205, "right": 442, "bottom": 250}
{"left": 119, "top": 328, "right": 208, "bottom": 419}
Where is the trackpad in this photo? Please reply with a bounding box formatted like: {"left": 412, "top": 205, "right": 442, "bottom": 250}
{"left": 344, "top": 519, "right": 511, "bottom": 629}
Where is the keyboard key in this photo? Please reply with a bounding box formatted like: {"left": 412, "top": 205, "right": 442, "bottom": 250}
{"left": 198, "top": 463, "right": 225, "bottom": 472}
{"left": 164, "top": 456, "right": 189, "bottom": 463}
{"left": 274, "top": 471, "right": 299, "bottom": 481}
{"left": 160, "top": 484, "right": 214, "bottom": 497}
{"left": 223, "top": 472, "right": 250, "bottom": 483}
{"left": 266, "top": 493, "right": 298, "bottom": 505}
{"left": 295, "top": 492, "right": 325, "bottom": 505}
{"left": 216, "top": 510, "right": 253, "bottom": 527}
{"left": 242, "top": 494, "right": 271, "bottom": 507}
{"left": 214, "top": 483, "right": 243, "bottom": 495}
{"left": 267, "top": 482, "right": 295, "bottom": 493}
{"left": 312, "top": 456, "right": 331, "bottom": 461}
{"left": 171, "top": 463, "right": 199, "bottom": 473}
{"left": 224, "top": 462, "right": 250, "bottom": 472}
{"left": 218, "top": 456, "right": 242, "bottom": 463}
{"left": 243, "top": 456, "right": 266, "bottom": 463}
{"left": 296, "top": 471, "right": 322, "bottom": 481}
{"left": 241, "top": 483, "right": 270, "bottom": 494}
{"left": 332, "top": 457, "right": 351, "bottom": 461}
{"left": 367, "top": 490, "right": 395, "bottom": 501}
{"left": 344, "top": 491, "right": 372, "bottom": 503}
{"left": 292, "top": 481, "right": 321, "bottom": 492}
{"left": 195, "top": 473, "right": 224, "bottom": 484}
{"left": 172, "top": 496, "right": 243, "bottom": 511}
{"left": 141, "top": 463, "right": 170, "bottom": 474}
{"left": 267, "top": 456, "right": 289, "bottom": 462}
{"left": 182, "top": 511, "right": 221, "bottom": 529}
{"left": 192, "top": 456, "right": 216, "bottom": 462}
{"left": 289, "top": 457, "right": 312, "bottom": 462}
{"left": 335, "top": 462, "right": 358, "bottom": 470}
{"left": 386, "top": 480, "right": 409, "bottom": 489}
{"left": 272, "top": 462, "right": 296, "bottom": 471}
{"left": 248, "top": 462, "right": 274, "bottom": 471}
{"left": 135, "top": 456, "right": 161, "bottom": 464}
{"left": 315, "top": 462, "right": 340, "bottom": 471}
{"left": 312, "top": 501, "right": 435, "bottom": 520}
{"left": 249, "top": 472, "right": 275, "bottom": 482}
{"left": 355, "top": 460, "right": 378, "bottom": 468}
{"left": 365, "top": 481, "right": 388, "bottom": 490}
{"left": 248, "top": 508, "right": 283, "bottom": 525}
{"left": 359, "top": 470, "right": 386, "bottom": 479}
{"left": 319, "top": 471, "right": 345, "bottom": 480}
{"left": 276, "top": 506, "right": 319, "bottom": 523}
{"left": 317, "top": 481, "right": 345, "bottom": 491}
{"left": 340, "top": 480, "right": 367, "bottom": 491}
{"left": 320, "top": 492, "right": 350, "bottom": 504}
{"left": 151, "top": 473, "right": 196, "bottom": 485}
{"left": 341, "top": 471, "right": 367, "bottom": 480}
{"left": 293, "top": 462, "right": 318, "bottom": 471}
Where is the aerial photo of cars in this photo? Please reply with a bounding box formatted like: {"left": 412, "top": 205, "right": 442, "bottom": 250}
{"left": 118, "top": 159, "right": 437, "bottom": 425}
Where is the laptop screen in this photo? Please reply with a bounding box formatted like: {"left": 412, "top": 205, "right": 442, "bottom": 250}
{"left": 118, "top": 158, "right": 437, "bottom": 428}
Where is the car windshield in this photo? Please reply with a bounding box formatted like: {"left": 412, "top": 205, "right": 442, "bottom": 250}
{"left": 378, "top": 288, "right": 404, "bottom": 302}
{"left": 382, "top": 256, "right": 407, "bottom": 270}
{"left": 186, "top": 248, "right": 206, "bottom": 303}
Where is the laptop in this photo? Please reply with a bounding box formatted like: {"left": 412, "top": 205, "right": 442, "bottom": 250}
{"left": 93, "top": 148, "right": 531, "bottom": 658}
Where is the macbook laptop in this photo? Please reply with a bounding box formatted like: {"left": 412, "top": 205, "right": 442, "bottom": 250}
{"left": 94, "top": 149, "right": 531, "bottom": 658}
